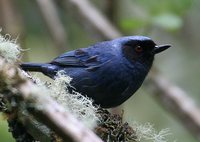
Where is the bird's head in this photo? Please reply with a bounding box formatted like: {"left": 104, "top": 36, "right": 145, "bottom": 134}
{"left": 115, "top": 36, "right": 171, "bottom": 68}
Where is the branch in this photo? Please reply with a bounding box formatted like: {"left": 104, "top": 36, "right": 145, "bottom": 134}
{"left": 36, "top": 0, "right": 69, "bottom": 52}
{"left": 146, "top": 74, "right": 200, "bottom": 139}
{"left": 65, "top": 0, "right": 122, "bottom": 40}
{"left": 0, "top": 58, "right": 102, "bottom": 142}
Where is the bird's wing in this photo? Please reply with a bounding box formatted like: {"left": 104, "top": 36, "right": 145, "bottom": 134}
{"left": 50, "top": 47, "right": 114, "bottom": 71}
{"left": 50, "top": 49, "right": 87, "bottom": 67}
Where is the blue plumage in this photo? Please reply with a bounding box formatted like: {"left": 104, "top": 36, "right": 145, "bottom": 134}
{"left": 21, "top": 36, "right": 170, "bottom": 108}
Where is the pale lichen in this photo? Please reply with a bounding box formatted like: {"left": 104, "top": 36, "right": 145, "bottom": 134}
{"left": 0, "top": 32, "right": 21, "bottom": 63}
{"left": 28, "top": 71, "right": 99, "bottom": 129}
{"left": 49, "top": 71, "right": 99, "bottom": 129}
{"left": 132, "top": 122, "right": 172, "bottom": 142}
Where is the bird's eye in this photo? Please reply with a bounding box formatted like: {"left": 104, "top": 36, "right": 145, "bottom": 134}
{"left": 135, "top": 45, "right": 143, "bottom": 52}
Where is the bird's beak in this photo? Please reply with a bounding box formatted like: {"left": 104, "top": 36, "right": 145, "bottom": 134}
{"left": 153, "top": 44, "right": 171, "bottom": 54}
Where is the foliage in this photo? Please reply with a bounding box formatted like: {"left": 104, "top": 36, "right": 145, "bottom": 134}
{"left": 120, "top": 0, "right": 192, "bottom": 32}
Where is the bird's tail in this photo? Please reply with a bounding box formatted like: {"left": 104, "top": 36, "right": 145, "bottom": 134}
{"left": 20, "top": 62, "right": 45, "bottom": 72}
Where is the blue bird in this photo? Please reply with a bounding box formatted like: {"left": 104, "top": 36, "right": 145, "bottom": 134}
{"left": 21, "top": 36, "right": 170, "bottom": 108}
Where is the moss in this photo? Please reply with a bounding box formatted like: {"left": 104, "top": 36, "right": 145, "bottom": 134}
{"left": 95, "top": 108, "right": 137, "bottom": 142}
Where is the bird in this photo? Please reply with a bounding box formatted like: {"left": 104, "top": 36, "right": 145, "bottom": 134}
{"left": 20, "top": 36, "right": 171, "bottom": 108}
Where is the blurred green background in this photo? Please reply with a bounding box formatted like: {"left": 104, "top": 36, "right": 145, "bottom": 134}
{"left": 0, "top": 0, "right": 200, "bottom": 141}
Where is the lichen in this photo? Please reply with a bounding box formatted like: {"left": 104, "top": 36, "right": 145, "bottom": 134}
{"left": 132, "top": 122, "right": 172, "bottom": 142}
{"left": 48, "top": 71, "right": 99, "bottom": 129}
{"left": 0, "top": 32, "right": 21, "bottom": 63}
{"left": 26, "top": 71, "right": 99, "bottom": 129}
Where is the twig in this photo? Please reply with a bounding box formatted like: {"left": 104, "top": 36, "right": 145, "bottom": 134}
{"left": 65, "top": 0, "right": 121, "bottom": 40}
{"left": 0, "top": 58, "right": 102, "bottom": 142}
{"left": 146, "top": 74, "right": 200, "bottom": 140}
{"left": 36, "top": 0, "right": 69, "bottom": 52}
{"left": 64, "top": 0, "right": 200, "bottom": 140}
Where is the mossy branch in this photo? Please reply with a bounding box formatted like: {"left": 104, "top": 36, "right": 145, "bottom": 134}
{"left": 0, "top": 57, "right": 102, "bottom": 142}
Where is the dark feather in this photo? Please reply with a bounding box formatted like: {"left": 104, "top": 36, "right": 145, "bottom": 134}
{"left": 51, "top": 56, "right": 85, "bottom": 67}
{"left": 50, "top": 48, "right": 111, "bottom": 70}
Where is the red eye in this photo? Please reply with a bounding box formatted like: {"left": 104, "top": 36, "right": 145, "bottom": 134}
{"left": 135, "top": 45, "right": 143, "bottom": 52}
